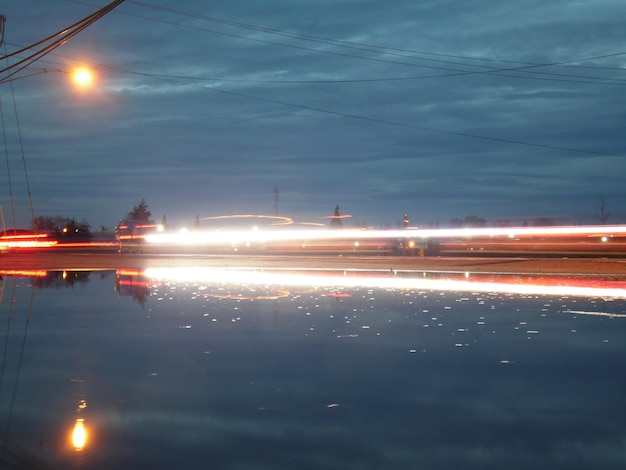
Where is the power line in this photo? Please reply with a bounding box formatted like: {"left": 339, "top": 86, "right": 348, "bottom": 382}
{"left": 10, "top": 1, "right": 621, "bottom": 157}
{"left": 112, "top": 67, "right": 619, "bottom": 158}
{"left": 2, "top": 49, "right": 619, "bottom": 157}
{"left": 0, "top": 0, "right": 126, "bottom": 83}
{"left": 66, "top": 0, "right": 626, "bottom": 86}
{"left": 8, "top": 44, "right": 626, "bottom": 87}
{"left": 125, "top": 0, "right": 626, "bottom": 72}
{"left": 129, "top": 1, "right": 626, "bottom": 82}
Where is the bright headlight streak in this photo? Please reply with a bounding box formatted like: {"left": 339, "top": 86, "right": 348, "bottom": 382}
{"left": 144, "top": 225, "right": 626, "bottom": 246}
{"left": 144, "top": 268, "right": 626, "bottom": 299}
{"left": 0, "top": 240, "right": 57, "bottom": 249}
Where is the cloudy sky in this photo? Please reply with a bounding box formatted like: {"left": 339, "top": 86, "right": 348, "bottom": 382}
{"left": 1, "top": 0, "right": 624, "bottom": 230}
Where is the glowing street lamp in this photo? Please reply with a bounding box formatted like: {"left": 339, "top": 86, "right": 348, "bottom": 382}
{"left": 71, "top": 67, "right": 94, "bottom": 87}
{"left": 0, "top": 66, "right": 97, "bottom": 86}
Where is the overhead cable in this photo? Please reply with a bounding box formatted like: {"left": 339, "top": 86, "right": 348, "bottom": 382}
{"left": 0, "top": 0, "right": 125, "bottom": 83}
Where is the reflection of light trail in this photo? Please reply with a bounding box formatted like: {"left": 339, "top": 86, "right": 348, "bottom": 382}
{"left": 144, "top": 267, "right": 626, "bottom": 299}
{"left": 0, "top": 270, "right": 48, "bottom": 277}
{"left": 203, "top": 289, "right": 291, "bottom": 301}
{"left": 563, "top": 310, "right": 626, "bottom": 318}
{"left": 145, "top": 224, "right": 626, "bottom": 247}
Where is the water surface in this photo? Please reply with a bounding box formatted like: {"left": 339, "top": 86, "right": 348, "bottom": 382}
{"left": 1, "top": 268, "right": 625, "bottom": 469}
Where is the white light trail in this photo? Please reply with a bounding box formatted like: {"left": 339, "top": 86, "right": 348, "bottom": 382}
{"left": 144, "top": 224, "right": 626, "bottom": 247}
{"left": 562, "top": 310, "right": 626, "bottom": 318}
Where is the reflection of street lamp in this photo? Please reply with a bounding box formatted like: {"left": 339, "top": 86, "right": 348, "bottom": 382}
{"left": 71, "top": 418, "right": 88, "bottom": 451}
{"left": 71, "top": 396, "right": 89, "bottom": 452}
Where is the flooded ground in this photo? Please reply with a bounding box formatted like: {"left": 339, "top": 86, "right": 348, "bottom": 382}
{"left": 1, "top": 267, "right": 625, "bottom": 469}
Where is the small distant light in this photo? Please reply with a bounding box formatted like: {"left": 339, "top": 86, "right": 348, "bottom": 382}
{"left": 601, "top": 236, "right": 609, "bottom": 242}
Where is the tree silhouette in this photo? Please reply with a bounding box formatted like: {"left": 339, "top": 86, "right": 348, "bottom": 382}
{"left": 125, "top": 198, "right": 153, "bottom": 224}
{"left": 449, "top": 215, "right": 486, "bottom": 228}
{"left": 32, "top": 215, "right": 93, "bottom": 240}
{"left": 533, "top": 217, "right": 554, "bottom": 226}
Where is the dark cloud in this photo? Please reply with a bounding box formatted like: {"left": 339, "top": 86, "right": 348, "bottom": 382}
{"left": 1, "top": 0, "right": 624, "bottom": 228}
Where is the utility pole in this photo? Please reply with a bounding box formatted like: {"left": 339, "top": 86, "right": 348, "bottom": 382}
{"left": 0, "top": 204, "right": 5, "bottom": 234}
{"left": 0, "top": 15, "right": 6, "bottom": 47}
{"left": 274, "top": 184, "right": 279, "bottom": 216}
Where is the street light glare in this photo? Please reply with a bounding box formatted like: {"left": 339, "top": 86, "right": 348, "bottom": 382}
{"left": 72, "top": 68, "right": 93, "bottom": 87}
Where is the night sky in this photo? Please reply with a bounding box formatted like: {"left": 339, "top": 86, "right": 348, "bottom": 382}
{"left": 1, "top": 0, "right": 624, "bottom": 230}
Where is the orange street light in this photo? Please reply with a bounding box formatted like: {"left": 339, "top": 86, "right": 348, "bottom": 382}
{"left": 72, "top": 67, "right": 94, "bottom": 87}
{"left": 0, "top": 66, "right": 97, "bottom": 86}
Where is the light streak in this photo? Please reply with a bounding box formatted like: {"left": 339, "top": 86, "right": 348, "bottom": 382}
{"left": 203, "top": 289, "right": 291, "bottom": 301}
{"left": 200, "top": 214, "right": 294, "bottom": 226}
{"left": 0, "top": 270, "right": 48, "bottom": 277}
{"left": 0, "top": 233, "right": 49, "bottom": 239}
{"left": 144, "top": 224, "right": 626, "bottom": 247}
{"left": 321, "top": 214, "right": 353, "bottom": 219}
{"left": 56, "top": 241, "right": 120, "bottom": 248}
{"left": 144, "top": 267, "right": 626, "bottom": 299}
{"left": 0, "top": 240, "right": 57, "bottom": 248}
{"left": 0, "top": 233, "right": 57, "bottom": 249}
{"left": 562, "top": 310, "right": 626, "bottom": 318}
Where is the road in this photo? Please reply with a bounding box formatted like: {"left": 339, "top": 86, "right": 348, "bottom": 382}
{"left": 2, "top": 250, "right": 626, "bottom": 276}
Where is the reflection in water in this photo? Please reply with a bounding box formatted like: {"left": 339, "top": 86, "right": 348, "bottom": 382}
{"left": 0, "top": 276, "right": 39, "bottom": 469}
{"left": 0, "top": 270, "right": 92, "bottom": 288}
{"left": 4, "top": 267, "right": 626, "bottom": 300}
{"left": 71, "top": 399, "right": 88, "bottom": 452}
{"left": 142, "top": 267, "right": 626, "bottom": 299}
{"left": 0, "top": 267, "right": 625, "bottom": 469}
{"left": 562, "top": 309, "right": 626, "bottom": 318}
{"left": 71, "top": 418, "right": 87, "bottom": 452}
{"left": 115, "top": 269, "right": 155, "bottom": 306}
